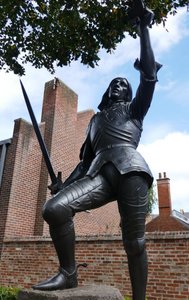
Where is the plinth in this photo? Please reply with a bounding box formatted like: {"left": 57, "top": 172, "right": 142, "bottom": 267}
{"left": 18, "top": 285, "right": 124, "bottom": 300}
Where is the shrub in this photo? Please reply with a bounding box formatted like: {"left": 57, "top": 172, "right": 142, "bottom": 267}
{"left": 0, "top": 286, "right": 20, "bottom": 300}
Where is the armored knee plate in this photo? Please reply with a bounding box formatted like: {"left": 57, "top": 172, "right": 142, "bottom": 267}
{"left": 42, "top": 190, "right": 73, "bottom": 226}
{"left": 42, "top": 174, "right": 112, "bottom": 226}
{"left": 124, "top": 236, "right": 146, "bottom": 256}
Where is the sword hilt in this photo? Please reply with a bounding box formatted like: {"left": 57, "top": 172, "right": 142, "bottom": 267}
{"left": 128, "top": 0, "right": 145, "bottom": 19}
{"left": 128, "top": 0, "right": 154, "bottom": 28}
{"left": 48, "top": 171, "right": 63, "bottom": 195}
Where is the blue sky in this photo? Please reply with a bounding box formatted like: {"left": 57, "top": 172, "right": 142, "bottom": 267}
{"left": 0, "top": 8, "right": 189, "bottom": 213}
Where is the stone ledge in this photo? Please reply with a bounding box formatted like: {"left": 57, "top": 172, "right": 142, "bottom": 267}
{"left": 18, "top": 285, "right": 124, "bottom": 300}
{"left": 146, "top": 231, "right": 189, "bottom": 240}
{"left": 3, "top": 235, "right": 122, "bottom": 243}
{"left": 4, "top": 231, "right": 189, "bottom": 244}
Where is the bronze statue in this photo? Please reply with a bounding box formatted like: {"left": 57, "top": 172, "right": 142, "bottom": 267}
{"left": 32, "top": 6, "right": 161, "bottom": 300}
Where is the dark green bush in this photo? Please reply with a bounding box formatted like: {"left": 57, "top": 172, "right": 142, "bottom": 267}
{"left": 0, "top": 286, "right": 20, "bottom": 300}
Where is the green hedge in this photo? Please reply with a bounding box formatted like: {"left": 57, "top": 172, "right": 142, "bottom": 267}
{"left": 0, "top": 287, "right": 20, "bottom": 300}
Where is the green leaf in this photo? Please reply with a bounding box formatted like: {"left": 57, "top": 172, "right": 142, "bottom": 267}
{"left": 0, "top": 0, "right": 188, "bottom": 75}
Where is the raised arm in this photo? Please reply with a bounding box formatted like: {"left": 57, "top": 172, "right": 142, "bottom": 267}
{"left": 139, "top": 8, "right": 156, "bottom": 79}
{"left": 131, "top": 8, "right": 162, "bottom": 120}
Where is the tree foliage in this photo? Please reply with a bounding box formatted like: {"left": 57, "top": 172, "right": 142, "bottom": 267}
{"left": 147, "top": 184, "right": 157, "bottom": 215}
{"left": 0, "top": 0, "right": 188, "bottom": 75}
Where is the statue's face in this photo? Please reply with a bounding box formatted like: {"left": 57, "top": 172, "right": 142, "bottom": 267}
{"left": 108, "top": 78, "right": 128, "bottom": 101}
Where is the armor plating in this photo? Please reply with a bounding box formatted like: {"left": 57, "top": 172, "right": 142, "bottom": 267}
{"left": 82, "top": 67, "right": 158, "bottom": 186}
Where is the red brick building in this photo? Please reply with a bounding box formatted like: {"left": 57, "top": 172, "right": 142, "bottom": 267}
{"left": 0, "top": 79, "right": 188, "bottom": 299}
{"left": 147, "top": 172, "right": 189, "bottom": 232}
{"left": 0, "top": 78, "right": 94, "bottom": 244}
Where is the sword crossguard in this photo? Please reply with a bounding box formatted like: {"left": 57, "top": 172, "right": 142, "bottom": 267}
{"left": 128, "top": 0, "right": 154, "bottom": 28}
{"left": 48, "top": 172, "right": 63, "bottom": 195}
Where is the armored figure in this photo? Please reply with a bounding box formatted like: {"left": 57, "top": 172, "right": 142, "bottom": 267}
{"left": 33, "top": 8, "right": 161, "bottom": 300}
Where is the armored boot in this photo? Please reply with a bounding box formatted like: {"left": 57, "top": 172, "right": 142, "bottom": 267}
{"left": 33, "top": 222, "right": 77, "bottom": 291}
{"left": 33, "top": 267, "right": 77, "bottom": 291}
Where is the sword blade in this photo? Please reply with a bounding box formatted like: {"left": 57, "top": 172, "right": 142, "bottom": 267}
{"left": 20, "top": 79, "right": 57, "bottom": 185}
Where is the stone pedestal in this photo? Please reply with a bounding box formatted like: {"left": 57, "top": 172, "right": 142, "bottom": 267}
{"left": 18, "top": 285, "right": 124, "bottom": 300}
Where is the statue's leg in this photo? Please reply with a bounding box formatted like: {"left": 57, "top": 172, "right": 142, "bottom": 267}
{"left": 33, "top": 174, "right": 114, "bottom": 291}
{"left": 33, "top": 221, "right": 77, "bottom": 291}
{"left": 117, "top": 173, "right": 149, "bottom": 300}
{"left": 49, "top": 222, "right": 76, "bottom": 274}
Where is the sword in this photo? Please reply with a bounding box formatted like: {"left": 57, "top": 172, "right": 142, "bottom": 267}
{"left": 20, "top": 80, "right": 60, "bottom": 187}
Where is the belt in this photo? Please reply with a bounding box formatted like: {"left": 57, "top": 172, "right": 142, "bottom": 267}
{"left": 95, "top": 144, "right": 135, "bottom": 155}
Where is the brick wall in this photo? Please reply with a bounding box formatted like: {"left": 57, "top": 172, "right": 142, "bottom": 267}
{"left": 0, "top": 118, "right": 44, "bottom": 255}
{"left": 146, "top": 232, "right": 189, "bottom": 299}
{"left": 0, "top": 232, "right": 188, "bottom": 300}
{"left": 36, "top": 79, "right": 79, "bottom": 235}
{"left": 0, "top": 78, "right": 94, "bottom": 240}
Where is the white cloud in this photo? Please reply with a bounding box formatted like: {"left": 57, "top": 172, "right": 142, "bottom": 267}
{"left": 96, "top": 37, "right": 139, "bottom": 73}
{"left": 151, "top": 8, "right": 189, "bottom": 56}
{"left": 166, "top": 81, "right": 189, "bottom": 107}
{"left": 156, "top": 78, "right": 176, "bottom": 93}
{"left": 142, "top": 122, "right": 174, "bottom": 144}
{"left": 0, "top": 72, "right": 21, "bottom": 111}
{"left": 139, "top": 131, "right": 189, "bottom": 212}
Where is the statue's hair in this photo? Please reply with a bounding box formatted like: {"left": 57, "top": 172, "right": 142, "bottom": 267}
{"left": 98, "top": 77, "right": 133, "bottom": 111}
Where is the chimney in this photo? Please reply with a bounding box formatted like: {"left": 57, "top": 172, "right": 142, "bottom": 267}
{"left": 146, "top": 172, "right": 189, "bottom": 232}
{"left": 34, "top": 78, "right": 78, "bottom": 235}
{"left": 157, "top": 172, "right": 172, "bottom": 216}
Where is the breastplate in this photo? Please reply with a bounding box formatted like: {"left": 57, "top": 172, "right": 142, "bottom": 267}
{"left": 90, "top": 103, "right": 142, "bottom": 155}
